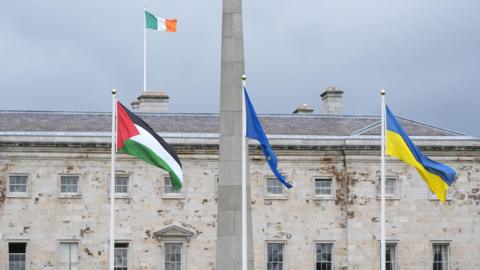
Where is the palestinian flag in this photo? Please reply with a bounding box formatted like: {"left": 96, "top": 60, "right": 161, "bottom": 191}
{"left": 116, "top": 101, "right": 183, "bottom": 189}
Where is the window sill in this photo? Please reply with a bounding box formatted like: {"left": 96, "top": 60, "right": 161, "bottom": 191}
{"left": 429, "top": 198, "right": 452, "bottom": 202}
{"left": 108, "top": 194, "right": 132, "bottom": 199}
{"left": 264, "top": 195, "right": 288, "bottom": 200}
{"left": 58, "top": 194, "right": 82, "bottom": 199}
{"left": 6, "top": 193, "right": 31, "bottom": 198}
{"left": 162, "top": 194, "right": 185, "bottom": 200}
{"left": 376, "top": 196, "right": 400, "bottom": 200}
{"left": 312, "top": 196, "right": 335, "bottom": 201}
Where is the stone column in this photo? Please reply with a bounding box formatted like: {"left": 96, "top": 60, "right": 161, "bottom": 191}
{"left": 216, "top": 0, "right": 254, "bottom": 269}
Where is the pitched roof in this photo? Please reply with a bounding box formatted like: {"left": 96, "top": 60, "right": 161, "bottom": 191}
{"left": 0, "top": 110, "right": 465, "bottom": 137}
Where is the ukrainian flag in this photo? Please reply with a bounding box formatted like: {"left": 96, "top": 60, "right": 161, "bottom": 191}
{"left": 386, "top": 106, "right": 456, "bottom": 202}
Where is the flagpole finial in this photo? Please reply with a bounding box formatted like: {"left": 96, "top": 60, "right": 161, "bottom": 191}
{"left": 241, "top": 74, "right": 247, "bottom": 81}
{"left": 112, "top": 88, "right": 117, "bottom": 95}
{"left": 380, "top": 89, "right": 386, "bottom": 96}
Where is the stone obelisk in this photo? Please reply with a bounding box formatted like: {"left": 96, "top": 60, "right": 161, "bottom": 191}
{"left": 216, "top": 0, "right": 254, "bottom": 269}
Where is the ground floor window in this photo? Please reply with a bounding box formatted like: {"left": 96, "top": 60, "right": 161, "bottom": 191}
{"left": 165, "top": 243, "right": 183, "bottom": 270}
{"left": 433, "top": 243, "right": 449, "bottom": 270}
{"left": 9, "top": 242, "right": 26, "bottom": 270}
{"left": 59, "top": 242, "right": 78, "bottom": 270}
{"left": 114, "top": 242, "right": 129, "bottom": 270}
{"left": 386, "top": 243, "right": 398, "bottom": 270}
{"left": 267, "top": 242, "right": 285, "bottom": 270}
{"left": 316, "top": 242, "right": 333, "bottom": 270}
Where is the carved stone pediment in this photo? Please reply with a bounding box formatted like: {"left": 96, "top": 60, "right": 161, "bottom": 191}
{"left": 153, "top": 225, "right": 195, "bottom": 241}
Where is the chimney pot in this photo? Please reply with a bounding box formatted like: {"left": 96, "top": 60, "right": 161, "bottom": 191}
{"left": 131, "top": 90, "right": 169, "bottom": 113}
{"left": 293, "top": 104, "right": 314, "bottom": 114}
{"left": 320, "top": 86, "right": 343, "bottom": 114}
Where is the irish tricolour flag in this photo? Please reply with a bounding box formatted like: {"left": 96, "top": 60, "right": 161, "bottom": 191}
{"left": 145, "top": 10, "right": 177, "bottom": 32}
{"left": 116, "top": 101, "right": 183, "bottom": 189}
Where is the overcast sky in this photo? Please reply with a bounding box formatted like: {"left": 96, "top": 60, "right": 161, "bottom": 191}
{"left": 1, "top": 1, "right": 479, "bottom": 136}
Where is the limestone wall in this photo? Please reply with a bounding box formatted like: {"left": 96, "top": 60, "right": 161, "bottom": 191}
{"left": 1, "top": 143, "right": 479, "bottom": 269}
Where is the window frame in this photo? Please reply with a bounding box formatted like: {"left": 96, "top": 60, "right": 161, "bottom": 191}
{"left": 377, "top": 241, "right": 399, "bottom": 270}
{"left": 432, "top": 241, "right": 451, "bottom": 270}
{"left": 315, "top": 241, "right": 335, "bottom": 270}
{"left": 265, "top": 241, "right": 287, "bottom": 270}
{"left": 428, "top": 188, "right": 452, "bottom": 201}
{"left": 164, "top": 241, "right": 185, "bottom": 270}
{"left": 109, "top": 174, "right": 132, "bottom": 199}
{"left": 385, "top": 242, "right": 398, "bottom": 270}
{"left": 162, "top": 175, "right": 186, "bottom": 199}
{"left": 57, "top": 240, "right": 80, "bottom": 270}
{"left": 376, "top": 176, "right": 400, "bottom": 200}
{"left": 264, "top": 176, "right": 288, "bottom": 200}
{"left": 114, "top": 241, "right": 132, "bottom": 270}
{"left": 7, "top": 241, "right": 28, "bottom": 270}
{"left": 58, "top": 174, "right": 82, "bottom": 198}
{"left": 312, "top": 177, "right": 335, "bottom": 200}
{"left": 7, "top": 174, "right": 31, "bottom": 198}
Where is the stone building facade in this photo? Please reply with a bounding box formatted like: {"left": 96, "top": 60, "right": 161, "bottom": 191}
{"left": 1, "top": 91, "right": 480, "bottom": 270}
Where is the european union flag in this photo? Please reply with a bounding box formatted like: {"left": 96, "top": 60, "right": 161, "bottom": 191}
{"left": 244, "top": 88, "right": 292, "bottom": 188}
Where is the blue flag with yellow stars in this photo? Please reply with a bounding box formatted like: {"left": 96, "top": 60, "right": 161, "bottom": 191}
{"left": 244, "top": 87, "right": 292, "bottom": 188}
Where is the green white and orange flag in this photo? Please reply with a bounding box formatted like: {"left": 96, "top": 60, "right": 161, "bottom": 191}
{"left": 145, "top": 10, "right": 177, "bottom": 32}
{"left": 116, "top": 101, "right": 183, "bottom": 189}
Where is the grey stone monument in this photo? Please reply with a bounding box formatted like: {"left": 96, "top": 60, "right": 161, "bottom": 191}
{"left": 216, "top": 0, "right": 254, "bottom": 269}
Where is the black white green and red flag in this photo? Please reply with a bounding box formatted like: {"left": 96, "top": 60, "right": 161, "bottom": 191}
{"left": 116, "top": 101, "right": 183, "bottom": 189}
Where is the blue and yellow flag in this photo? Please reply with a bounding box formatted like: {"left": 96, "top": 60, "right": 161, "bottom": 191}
{"left": 244, "top": 87, "right": 292, "bottom": 188}
{"left": 386, "top": 106, "right": 456, "bottom": 202}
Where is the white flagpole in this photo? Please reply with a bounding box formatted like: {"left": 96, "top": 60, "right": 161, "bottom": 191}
{"left": 143, "top": 7, "right": 147, "bottom": 92}
{"left": 380, "top": 89, "right": 386, "bottom": 270}
{"left": 241, "top": 74, "right": 248, "bottom": 270}
{"left": 109, "top": 88, "right": 117, "bottom": 270}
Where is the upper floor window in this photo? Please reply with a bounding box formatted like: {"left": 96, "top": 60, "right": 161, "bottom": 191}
{"left": 377, "top": 177, "right": 398, "bottom": 198}
{"left": 115, "top": 176, "right": 129, "bottom": 194}
{"left": 114, "top": 242, "right": 129, "bottom": 270}
{"left": 59, "top": 242, "right": 78, "bottom": 270}
{"left": 60, "top": 175, "right": 79, "bottom": 195}
{"left": 9, "top": 175, "right": 28, "bottom": 193}
{"left": 429, "top": 189, "right": 451, "bottom": 201}
{"left": 9, "top": 242, "right": 27, "bottom": 270}
{"left": 164, "top": 177, "right": 180, "bottom": 194}
{"left": 433, "top": 243, "right": 449, "bottom": 270}
{"left": 315, "top": 178, "right": 333, "bottom": 197}
{"left": 165, "top": 243, "right": 183, "bottom": 270}
{"left": 316, "top": 242, "right": 333, "bottom": 270}
{"left": 265, "top": 177, "right": 285, "bottom": 198}
{"left": 267, "top": 242, "right": 285, "bottom": 270}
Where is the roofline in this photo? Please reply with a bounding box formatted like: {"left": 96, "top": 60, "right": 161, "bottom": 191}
{"left": 0, "top": 131, "right": 477, "bottom": 141}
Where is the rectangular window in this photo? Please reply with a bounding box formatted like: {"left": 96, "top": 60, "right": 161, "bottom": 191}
{"left": 9, "top": 242, "right": 26, "bottom": 270}
{"left": 377, "top": 177, "right": 397, "bottom": 197}
{"left": 385, "top": 178, "right": 396, "bottom": 196}
{"left": 165, "top": 243, "right": 182, "bottom": 270}
{"left": 59, "top": 242, "right": 78, "bottom": 270}
{"left": 386, "top": 243, "right": 398, "bottom": 270}
{"left": 266, "top": 178, "right": 284, "bottom": 195}
{"left": 9, "top": 175, "right": 28, "bottom": 193}
{"left": 433, "top": 243, "right": 449, "bottom": 270}
{"left": 114, "top": 243, "right": 129, "bottom": 270}
{"left": 164, "top": 177, "right": 180, "bottom": 194}
{"left": 60, "top": 176, "right": 79, "bottom": 194}
{"left": 267, "top": 243, "right": 284, "bottom": 270}
{"left": 316, "top": 243, "right": 333, "bottom": 270}
{"left": 315, "top": 178, "right": 332, "bottom": 196}
{"left": 115, "top": 176, "right": 129, "bottom": 194}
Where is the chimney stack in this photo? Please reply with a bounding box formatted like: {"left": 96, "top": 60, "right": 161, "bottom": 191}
{"left": 293, "top": 104, "right": 314, "bottom": 114}
{"left": 131, "top": 91, "right": 169, "bottom": 113}
{"left": 320, "top": 86, "right": 343, "bottom": 114}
